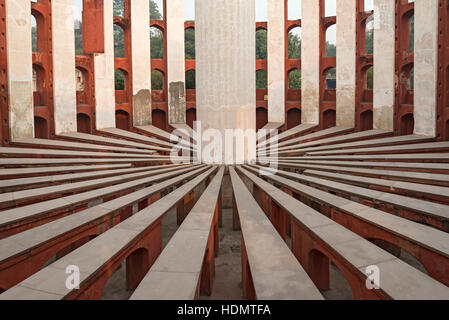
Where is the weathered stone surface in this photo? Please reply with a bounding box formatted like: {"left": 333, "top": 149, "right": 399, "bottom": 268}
{"left": 301, "top": 0, "right": 320, "bottom": 125}
{"left": 131, "top": 0, "right": 152, "bottom": 127}
{"left": 414, "top": 0, "right": 438, "bottom": 137}
{"left": 373, "top": 0, "right": 395, "bottom": 132}
{"left": 6, "top": 0, "right": 34, "bottom": 141}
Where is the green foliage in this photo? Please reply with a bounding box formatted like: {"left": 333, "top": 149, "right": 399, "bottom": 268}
{"left": 151, "top": 70, "right": 164, "bottom": 90}
{"left": 366, "top": 66, "right": 373, "bottom": 89}
{"left": 114, "top": 25, "right": 125, "bottom": 58}
{"left": 32, "top": 26, "right": 37, "bottom": 52}
{"left": 75, "top": 20, "right": 83, "bottom": 55}
{"left": 150, "top": 27, "right": 164, "bottom": 59}
{"left": 289, "top": 69, "right": 301, "bottom": 89}
{"left": 256, "top": 30, "right": 267, "bottom": 60}
{"left": 113, "top": 0, "right": 124, "bottom": 17}
{"left": 256, "top": 70, "right": 267, "bottom": 89}
{"left": 365, "top": 28, "right": 373, "bottom": 55}
{"left": 288, "top": 31, "right": 301, "bottom": 59}
{"left": 186, "top": 70, "right": 195, "bottom": 89}
{"left": 326, "top": 42, "right": 336, "bottom": 58}
{"left": 150, "top": 0, "right": 163, "bottom": 20}
{"left": 115, "top": 69, "right": 125, "bottom": 90}
{"left": 185, "top": 28, "right": 195, "bottom": 60}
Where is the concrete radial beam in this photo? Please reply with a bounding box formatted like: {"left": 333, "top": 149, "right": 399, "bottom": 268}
{"left": 301, "top": 0, "right": 320, "bottom": 125}
{"left": 167, "top": 0, "right": 186, "bottom": 125}
{"left": 130, "top": 0, "right": 152, "bottom": 127}
{"left": 336, "top": 0, "right": 357, "bottom": 128}
{"left": 52, "top": 0, "right": 77, "bottom": 135}
{"left": 413, "top": 0, "right": 438, "bottom": 137}
{"left": 267, "top": 0, "right": 285, "bottom": 124}
{"left": 6, "top": 0, "right": 34, "bottom": 141}
{"left": 373, "top": 0, "right": 395, "bottom": 132}
{"left": 94, "top": 0, "right": 115, "bottom": 130}
{"left": 196, "top": 0, "right": 256, "bottom": 164}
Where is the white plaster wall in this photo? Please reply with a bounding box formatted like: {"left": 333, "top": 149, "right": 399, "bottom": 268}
{"left": 373, "top": 0, "right": 395, "bottom": 132}
{"left": 130, "top": 0, "right": 152, "bottom": 126}
{"left": 267, "top": 0, "right": 285, "bottom": 124}
{"left": 94, "top": 0, "right": 116, "bottom": 130}
{"left": 196, "top": 0, "right": 256, "bottom": 164}
{"left": 6, "top": 0, "right": 34, "bottom": 141}
{"left": 336, "top": 0, "right": 356, "bottom": 128}
{"left": 414, "top": 0, "right": 438, "bottom": 137}
{"left": 52, "top": 0, "right": 77, "bottom": 134}
{"left": 301, "top": 0, "right": 320, "bottom": 125}
{"left": 167, "top": 0, "right": 186, "bottom": 124}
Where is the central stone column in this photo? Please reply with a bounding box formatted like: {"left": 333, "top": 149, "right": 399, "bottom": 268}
{"left": 196, "top": 0, "right": 256, "bottom": 164}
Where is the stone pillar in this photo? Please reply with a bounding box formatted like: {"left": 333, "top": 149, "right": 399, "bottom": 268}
{"left": 373, "top": 0, "right": 395, "bottom": 132}
{"left": 130, "top": 0, "right": 152, "bottom": 127}
{"left": 267, "top": 0, "right": 285, "bottom": 124}
{"left": 336, "top": 0, "right": 356, "bottom": 128}
{"left": 301, "top": 0, "right": 320, "bottom": 125}
{"left": 94, "top": 0, "right": 115, "bottom": 130}
{"left": 6, "top": 0, "right": 33, "bottom": 141}
{"left": 52, "top": 0, "right": 77, "bottom": 135}
{"left": 414, "top": 0, "right": 438, "bottom": 137}
{"left": 196, "top": 0, "right": 256, "bottom": 164}
{"left": 167, "top": 0, "right": 186, "bottom": 125}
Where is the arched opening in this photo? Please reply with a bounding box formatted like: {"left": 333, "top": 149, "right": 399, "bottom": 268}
{"left": 114, "top": 24, "right": 125, "bottom": 58}
{"left": 34, "top": 116, "right": 48, "bottom": 139}
{"left": 325, "top": 24, "right": 336, "bottom": 58}
{"left": 0, "top": 288, "right": 4, "bottom": 294}
{"left": 77, "top": 113, "right": 91, "bottom": 134}
{"left": 366, "top": 66, "right": 373, "bottom": 90}
{"left": 102, "top": 248, "right": 151, "bottom": 300}
{"left": 256, "top": 70, "right": 268, "bottom": 89}
{"left": 31, "top": 15, "right": 37, "bottom": 52}
{"left": 150, "top": 0, "right": 164, "bottom": 20}
{"left": 152, "top": 109, "right": 166, "bottom": 131}
{"left": 186, "top": 108, "right": 196, "bottom": 129}
{"left": 308, "top": 249, "right": 354, "bottom": 300}
{"left": 113, "top": 0, "right": 125, "bottom": 17}
{"left": 400, "top": 63, "right": 414, "bottom": 105}
{"left": 75, "top": 67, "right": 89, "bottom": 105}
{"left": 256, "top": 29, "right": 267, "bottom": 60}
{"left": 74, "top": 0, "right": 83, "bottom": 55}
{"left": 288, "top": 27, "right": 301, "bottom": 59}
{"left": 115, "top": 69, "right": 128, "bottom": 103}
{"left": 287, "top": 108, "right": 301, "bottom": 129}
{"left": 151, "top": 69, "right": 164, "bottom": 90}
{"left": 256, "top": 107, "right": 268, "bottom": 130}
{"left": 185, "top": 28, "right": 195, "bottom": 60}
{"left": 400, "top": 113, "right": 414, "bottom": 135}
{"left": 150, "top": 27, "right": 164, "bottom": 59}
{"left": 360, "top": 110, "right": 373, "bottom": 131}
{"left": 365, "top": 15, "right": 374, "bottom": 55}
{"left": 325, "top": 68, "right": 336, "bottom": 90}
{"left": 116, "top": 110, "right": 130, "bottom": 131}
{"left": 185, "top": 69, "right": 195, "bottom": 90}
{"left": 324, "top": 0, "right": 336, "bottom": 17}
{"left": 409, "top": 15, "right": 414, "bottom": 52}
{"left": 32, "top": 64, "right": 46, "bottom": 107}
{"left": 288, "top": 69, "right": 301, "bottom": 89}
{"left": 322, "top": 109, "right": 336, "bottom": 129}
{"left": 288, "top": 0, "right": 302, "bottom": 20}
